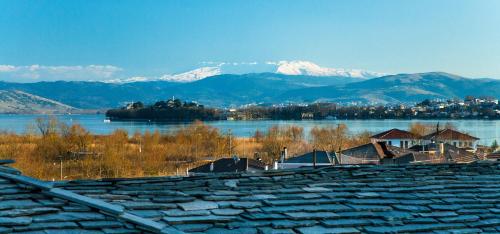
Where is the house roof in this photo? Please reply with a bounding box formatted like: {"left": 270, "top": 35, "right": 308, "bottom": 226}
{"left": 371, "top": 128, "right": 420, "bottom": 139}
{"left": 340, "top": 142, "right": 385, "bottom": 162}
{"left": 189, "top": 157, "right": 266, "bottom": 174}
{"left": 486, "top": 151, "right": 500, "bottom": 160}
{"left": 0, "top": 161, "right": 180, "bottom": 234}
{"left": 51, "top": 161, "right": 500, "bottom": 233}
{"left": 2, "top": 159, "right": 500, "bottom": 233}
{"left": 341, "top": 142, "right": 433, "bottom": 165}
{"left": 283, "top": 150, "right": 335, "bottom": 164}
{"left": 388, "top": 152, "right": 433, "bottom": 164}
{"left": 341, "top": 142, "right": 412, "bottom": 161}
{"left": 409, "top": 143, "right": 478, "bottom": 163}
{"left": 423, "top": 129, "right": 480, "bottom": 141}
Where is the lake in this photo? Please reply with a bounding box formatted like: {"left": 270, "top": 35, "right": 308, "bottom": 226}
{"left": 1, "top": 114, "right": 499, "bottom": 145}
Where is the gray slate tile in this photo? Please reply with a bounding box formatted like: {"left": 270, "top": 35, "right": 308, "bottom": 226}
{"left": 178, "top": 200, "right": 218, "bottom": 211}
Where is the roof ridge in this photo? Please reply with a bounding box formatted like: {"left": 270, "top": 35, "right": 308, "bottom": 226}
{"left": 0, "top": 170, "right": 183, "bottom": 234}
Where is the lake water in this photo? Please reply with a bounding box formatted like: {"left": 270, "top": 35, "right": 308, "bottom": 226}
{"left": 1, "top": 114, "right": 499, "bottom": 145}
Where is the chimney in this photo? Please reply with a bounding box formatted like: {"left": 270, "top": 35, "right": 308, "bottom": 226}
{"left": 210, "top": 162, "right": 214, "bottom": 172}
{"left": 264, "top": 165, "right": 268, "bottom": 171}
{"left": 439, "top": 143, "right": 445, "bottom": 155}
{"left": 313, "top": 149, "right": 317, "bottom": 168}
{"left": 283, "top": 147, "right": 288, "bottom": 160}
{"left": 273, "top": 161, "right": 278, "bottom": 170}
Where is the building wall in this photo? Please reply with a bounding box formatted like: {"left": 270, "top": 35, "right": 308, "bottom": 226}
{"left": 422, "top": 139, "right": 478, "bottom": 150}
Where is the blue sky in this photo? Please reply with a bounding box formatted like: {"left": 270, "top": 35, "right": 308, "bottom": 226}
{"left": 1, "top": 0, "right": 500, "bottom": 82}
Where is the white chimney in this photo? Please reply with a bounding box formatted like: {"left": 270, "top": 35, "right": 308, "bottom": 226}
{"left": 439, "top": 143, "right": 445, "bottom": 155}
{"left": 273, "top": 161, "right": 278, "bottom": 170}
{"left": 210, "top": 162, "right": 214, "bottom": 172}
{"left": 283, "top": 147, "right": 288, "bottom": 160}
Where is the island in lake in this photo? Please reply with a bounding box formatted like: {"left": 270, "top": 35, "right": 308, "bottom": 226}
{"left": 105, "top": 99, "right": 225, "bottom": 121}
{"left": 106, "top": 96, "right": 500, "bottom": 122}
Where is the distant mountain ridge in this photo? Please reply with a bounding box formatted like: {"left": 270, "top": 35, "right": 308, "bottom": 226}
{"left": 278, "top": 72, "right": 500, "bottom": 104}
{"left": 0, "top": 72, "right": 498, "bottom": 112}
{"left": 104, "top": 60, "right": 382, "bottom": 83}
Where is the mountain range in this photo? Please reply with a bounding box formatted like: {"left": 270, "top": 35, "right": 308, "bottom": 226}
{"left": 104, "top": 60, "right": 384, "bottom": 83}
{"left": 0, "top": 72, "right": 499, "bottom": 112}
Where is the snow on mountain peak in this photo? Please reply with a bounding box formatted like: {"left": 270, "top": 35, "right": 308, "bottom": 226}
{"left": 104, "top": 60, "right": 386, "bottom": 83}
{"left": 160, "top": 66, "right": 221, "bottom": 82}
{"left": 275, "top": 60, "right": 385, "bottom": 78}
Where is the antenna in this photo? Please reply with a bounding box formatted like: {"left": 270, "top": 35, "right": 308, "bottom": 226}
{"left": 435, "top": 122, "right": 440, "bottom": 143}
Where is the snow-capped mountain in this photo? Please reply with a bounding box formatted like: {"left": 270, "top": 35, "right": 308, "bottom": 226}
{"left": 274, "top": 60, "right": 386, "bottom": 78}
{"left": 159, "top": 66, "right": 221, "bottom": 82}
{"left": 104, "top": 76, "right": 149, "bottom": 83}
{"left": 104, "top": 67, "right": 221, "bottom": 83}
{"left": 105, "top": 60, "right": 386, "bottom": 83}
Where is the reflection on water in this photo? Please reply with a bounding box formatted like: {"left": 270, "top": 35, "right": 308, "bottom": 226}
{"left": 0, "top": 114, "right": 499, "bottom": 145}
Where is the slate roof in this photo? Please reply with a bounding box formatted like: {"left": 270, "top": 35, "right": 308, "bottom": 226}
{"left": 189, "top": 158, "right": 266, "bottom": 174}
{"left": 383, "top": 152, "right": 433, "bottom": 165}
{"left": 423, "top": 129, "right": 480, "bottom": 141}
{"left": 371, "top": 128, "right": 420, "bottom": 140}
{"left": 339, "top": 142, "right": 421, "bottom": 163}
{"left": 49, "top": 161, "right": 500, "bottom": 233}
{"left": 0, "top": 160, "right": 180, "bottom": 233}
{"left": 3, "top": 159, "right": 500, "bottom": 233}
{"left": 340, "top": 142, "right": 433, "bottom": 165}
{"left": 409, "top": 143, "right": 478, "bottom": 163}
{"left": 284, "top": 150, "right": 336, "bottom": 164}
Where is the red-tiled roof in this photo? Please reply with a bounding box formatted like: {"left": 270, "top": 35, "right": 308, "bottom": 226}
{"left": 423, "top": 129, "right": 479, "bottom": 141}
{"left": 371, "top": 128, "right": 420, "bottom": 139}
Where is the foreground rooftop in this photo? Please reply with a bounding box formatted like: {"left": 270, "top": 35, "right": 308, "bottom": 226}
{"left": 1, "top": 159, "right": 500, "bottom": 233}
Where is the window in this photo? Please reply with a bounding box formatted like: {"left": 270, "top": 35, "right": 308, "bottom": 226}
{"left": 400, "top": 141, "right": 403, "bottom": 148}
{"left": 405, "top": 141, "right": 409, "bottom": 149}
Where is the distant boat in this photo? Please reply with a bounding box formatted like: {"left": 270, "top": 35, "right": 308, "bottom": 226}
{"left": 103, "top": 119, "right": 111, "bottom": 123}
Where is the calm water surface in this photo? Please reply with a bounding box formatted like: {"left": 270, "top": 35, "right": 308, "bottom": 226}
{"left": 1, "top": 114, "right": 499, "bottom": 145}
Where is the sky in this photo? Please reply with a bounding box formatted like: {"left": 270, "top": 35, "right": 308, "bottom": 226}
{"left": 1, "top": 0, "right": 500, "bottom": 82}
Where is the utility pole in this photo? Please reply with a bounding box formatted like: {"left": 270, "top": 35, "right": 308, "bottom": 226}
{"left": 139, "top": 137, "right": 142, "bottom": 154}
{"left": 59, "top": 155, "right": 63, "bottom": 181}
